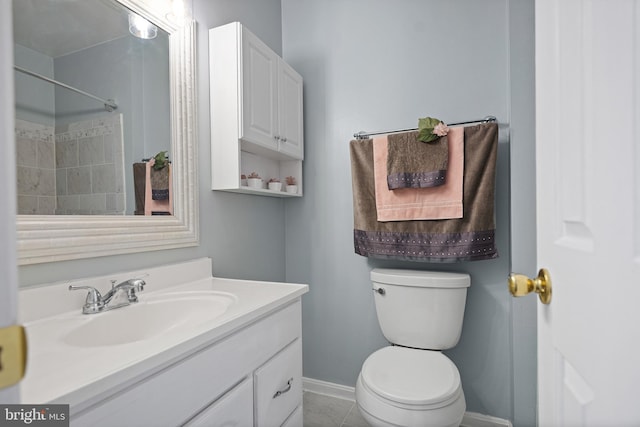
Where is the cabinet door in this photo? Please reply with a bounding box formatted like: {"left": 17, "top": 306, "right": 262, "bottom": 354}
{"left": 254, "top": 339, "right": 302, "bottom": 427}
{"left": 184, "top": 378, "right": 253, "bottom": 427}
{"left": 277, "top": 60, "right": 304, "bottom": 160}
{"left": 280, "top": 406, "right": 302, "bottom": 427}
{"left": 241, "top": 28, "right": 278, "bottom": 150}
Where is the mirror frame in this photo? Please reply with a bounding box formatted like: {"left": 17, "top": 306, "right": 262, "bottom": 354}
{"left": 17, "top": 0, "right": 199, "bottom": 265}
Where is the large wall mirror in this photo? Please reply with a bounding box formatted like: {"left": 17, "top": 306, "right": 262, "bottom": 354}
{"left": 15, "top": 0, "right": 199, "bottom": 264}
{"left": 14, "top": 0, "right": 171, "bottom": 216}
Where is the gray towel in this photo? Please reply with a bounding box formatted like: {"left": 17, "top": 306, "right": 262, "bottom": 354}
{"left": 386, "top": 131, "right": 448, "bottom": 189}
{"left": 133, "top": 163, "right": 146, "bottom": 215}
{"left": 150, "top": 166, "right": 170, "bottom": 200}
{"left": 350, "top": 123, "right": 498, "bottom": 262}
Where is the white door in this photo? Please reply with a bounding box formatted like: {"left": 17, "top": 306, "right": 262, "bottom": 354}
{"left": 0, "top": 0, "right": 20, "bottom": 403}
{"left": 534, "top": 0, "right": 640, "bottom": 425}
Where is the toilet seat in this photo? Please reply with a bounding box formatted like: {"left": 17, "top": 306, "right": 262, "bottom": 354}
{"left": 360, "top": 346, "right": 462, "bottom": 409}
{"left": 356, "top": 346, "right": 465, "bottom": 427}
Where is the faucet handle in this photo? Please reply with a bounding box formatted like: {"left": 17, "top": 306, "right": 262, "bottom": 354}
{"left": 125, "top": 279, "right": 145, "bottom": 303}
{"left": 69, "top": 285, "right": 105, "bottom": 314}
{"left": 129, "top": 279, "right": 145, "bottom": 292}
{"left": 131, "top": 273, "right": 148, "bottom": 289}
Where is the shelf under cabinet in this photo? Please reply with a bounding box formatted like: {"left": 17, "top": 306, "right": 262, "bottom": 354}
{"left": 212, "top": 150, "right": 302, "bottom": 197}
{"left": 227, "top": 186, "right": 302, "bottom": 198}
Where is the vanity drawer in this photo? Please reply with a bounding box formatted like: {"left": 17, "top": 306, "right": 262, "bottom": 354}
{"left": 184, "top": 377, "right": 253, "bottom": 427}
{"left": 254, "top": 338, "right": 302, "bottom": 427}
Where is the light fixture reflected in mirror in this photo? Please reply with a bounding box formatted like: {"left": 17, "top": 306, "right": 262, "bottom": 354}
{"left": 129, "top": 13, "right": 157, "bottom": 39}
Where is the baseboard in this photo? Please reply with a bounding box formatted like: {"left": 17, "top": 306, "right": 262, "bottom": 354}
{"left": 460, "top": 412, "right": 513, "bottom": 427}
{"left": 302, "top": 377, "right": 513, "bottom": 427}
{"left": 302, "top": 377, "right": 356, "bottom": 401}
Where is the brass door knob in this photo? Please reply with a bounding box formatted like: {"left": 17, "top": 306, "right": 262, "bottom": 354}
{"left": 508, "top": 268, "right": 552, "bottom": 304}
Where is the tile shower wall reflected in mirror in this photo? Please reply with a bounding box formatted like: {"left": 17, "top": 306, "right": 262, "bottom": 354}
{"left": 15, "top": 119, "right": 56, "bottom": 214}
{"left": 16, "top": 115, "right": 125, "bottom": 215}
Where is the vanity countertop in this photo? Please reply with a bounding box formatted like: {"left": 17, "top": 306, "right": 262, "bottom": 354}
{"left": 19, "top": 258, "right": 308, "bottom": 413}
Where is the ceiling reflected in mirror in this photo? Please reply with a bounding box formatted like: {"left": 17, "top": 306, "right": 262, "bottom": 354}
{"left": 13, "top": 0, "right": 130, "bottom": 57}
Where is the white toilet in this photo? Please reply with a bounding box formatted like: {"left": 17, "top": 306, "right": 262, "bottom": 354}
{"left": 355, "top": 268, "right": 470, "bottom": 427}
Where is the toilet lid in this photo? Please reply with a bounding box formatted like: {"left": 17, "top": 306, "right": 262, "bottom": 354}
{"left": 361, "top": 346, "right": 461, "bottom": 406}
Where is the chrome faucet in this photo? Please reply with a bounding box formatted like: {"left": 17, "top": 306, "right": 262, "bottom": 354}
{"left": 69, "top": 278, "right": 146, "bottom": 314}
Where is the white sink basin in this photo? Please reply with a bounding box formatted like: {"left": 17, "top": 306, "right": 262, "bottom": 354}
{"left": 62, "top": 291, "right": 237, "bottom": 347}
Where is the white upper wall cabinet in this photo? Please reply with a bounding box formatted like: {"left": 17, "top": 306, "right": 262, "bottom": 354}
{"left": 210, "top": 22, "right": 304, "bottom": 197}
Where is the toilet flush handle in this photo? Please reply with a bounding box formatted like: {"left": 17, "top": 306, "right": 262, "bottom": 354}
{"left": 373, "top": 287, "right": 386, "bottom": 296}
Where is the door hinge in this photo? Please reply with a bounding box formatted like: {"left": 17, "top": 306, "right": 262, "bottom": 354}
{"left": 0, "top": 325, "right": 27, "bottom": 389}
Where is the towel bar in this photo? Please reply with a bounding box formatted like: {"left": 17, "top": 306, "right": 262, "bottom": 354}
{"left": 353, "top": 115, "right": 497, "bottom": 140}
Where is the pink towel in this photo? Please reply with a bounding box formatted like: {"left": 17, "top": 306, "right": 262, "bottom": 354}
{"left": 373, "top": 126, "right": 464, "bottom": 222}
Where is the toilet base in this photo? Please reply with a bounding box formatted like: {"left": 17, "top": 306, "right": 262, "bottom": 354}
{"left": 355, "top": 374, "right": 465, "bottom": 427}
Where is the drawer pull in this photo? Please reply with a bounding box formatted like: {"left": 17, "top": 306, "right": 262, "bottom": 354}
{"left": 272, "top": 378, "right": 293, "bottom": 399}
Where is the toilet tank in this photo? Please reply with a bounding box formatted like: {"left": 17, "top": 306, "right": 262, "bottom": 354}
{"left": 371, "top": 268, "right": 470, "bottom": 350}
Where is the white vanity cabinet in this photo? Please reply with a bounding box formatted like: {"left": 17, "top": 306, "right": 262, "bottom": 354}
{"left": 70, "top": 301, "right": 304, "bottom": 427}
{"left": 210, "top": 22, "right": 304, "bottom": 197}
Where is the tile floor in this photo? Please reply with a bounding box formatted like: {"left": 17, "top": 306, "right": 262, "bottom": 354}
{"left": 302, "top": 391, "right": 370, "bottom": 426}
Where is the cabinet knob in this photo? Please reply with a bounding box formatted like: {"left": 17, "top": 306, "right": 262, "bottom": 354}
{"left": 274, "top": 135, "right": 280, "bottom": 141}
{"left": 281, "top": 137, "right": 287, "bottom": 142}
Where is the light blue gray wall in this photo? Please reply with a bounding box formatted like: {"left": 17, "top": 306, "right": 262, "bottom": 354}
{"left": 507, "top": 1, "right": 537, "bottom": 426}
{"left": 281, "top": 0, "right": 535, "bottom": 425}
{"left": 18, "top": 0, "right": 287, "bottom": 286}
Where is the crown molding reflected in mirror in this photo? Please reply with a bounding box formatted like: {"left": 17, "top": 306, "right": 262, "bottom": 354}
{"left": 17, "top": 0, "right": 199, "bottom": 265}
